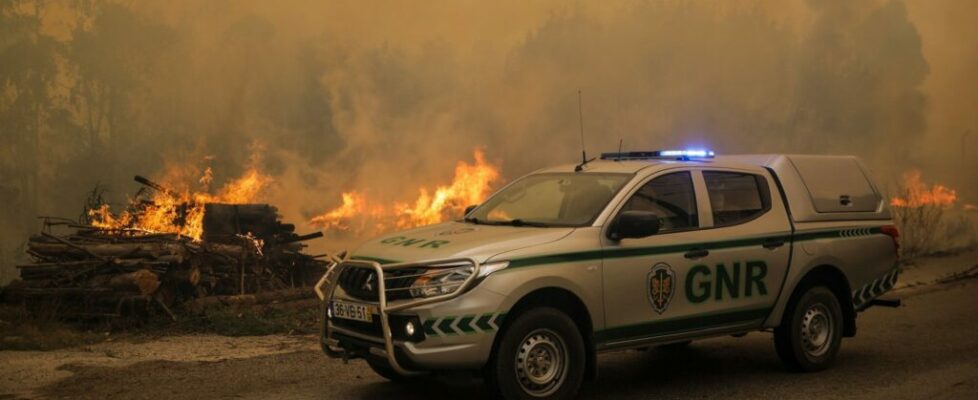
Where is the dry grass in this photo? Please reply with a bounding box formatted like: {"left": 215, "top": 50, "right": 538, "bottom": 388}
{"left": 0, "top": 304, "right": 107, "bottom": 351}
{"left": 893, "top": 205, "right": 977, "bottom": 259}
{"left": 0, "top": 293, "right": 321, "bottom": 351}
{"left": 165, "top": 299, "right": 321, "bottom": 336}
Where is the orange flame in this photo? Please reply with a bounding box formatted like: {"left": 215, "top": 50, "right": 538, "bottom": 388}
{"left": 88, "top": 166, "right": 271, "bottom": 241}
{"left": 308, "top": 192, "right": 374, "bottom": 232}
{"left": 309, "top": 149, "right": 501, "bottom": 233}
{"left": 890, "top": 170, "right": 957, "bottom": 208}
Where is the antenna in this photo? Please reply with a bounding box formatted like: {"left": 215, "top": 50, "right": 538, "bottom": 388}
{"left": 574, "top": 90, "right": 595, "bottom": 172}
{"left": 618, "top": 138, "right": 623, "bottom": 159}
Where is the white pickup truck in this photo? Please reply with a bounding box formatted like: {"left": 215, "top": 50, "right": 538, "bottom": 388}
{"left": 318, "top": 150, "right": 900, "bottom": 400}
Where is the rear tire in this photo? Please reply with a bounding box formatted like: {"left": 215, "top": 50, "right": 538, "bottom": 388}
{"left": 485, "top": 307, "right": 586, "bottom": 400}
{"left": 774, "top": 286, "right": 844, "bottom": 371}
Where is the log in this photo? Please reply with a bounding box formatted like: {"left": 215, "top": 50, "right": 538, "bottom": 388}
{"left": 28, "top": 242, "right": 188, "bottom": 258}
{"left": 278, "top": 231, "right": 324, "bottom": 244}
{"left": 183, "top": 288, "right": 314, "bottom": 313}
{"left": 203, "top": 243, "right": 253, "bottom": 258}
{"left": 170, "top": 267, "right": 202, "bottom": 286}
{"left": 17, "top": 260, "right": 105, "bottom": 269}
{"left": 18, "top": 287, "right": 113, "bottom": 295}
{"left": 41, "top": 232, "right": 106, "bottom": 261}
{"left": 202, "top": 203, "right": 283, "bottom": 240}
{"left": 134, "top": 175, "right": 176, "bottom": 196}
{"left": 108, "top": 270, "right": 161, "bottom": 296}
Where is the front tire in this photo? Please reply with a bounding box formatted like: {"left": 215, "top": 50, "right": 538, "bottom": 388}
{"left": 774, "top": 286, "right": 844, "bottom": 371}
{"left": 486, "top": 308, "right": 585, "bottom": 400}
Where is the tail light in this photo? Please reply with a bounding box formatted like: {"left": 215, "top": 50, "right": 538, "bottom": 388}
{"left": 881, "top": 225, "right": 900, "bottom": 257}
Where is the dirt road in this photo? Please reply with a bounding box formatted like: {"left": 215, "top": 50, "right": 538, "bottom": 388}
{"left": 2, "top": 253, "right": 976, "bottom": 400}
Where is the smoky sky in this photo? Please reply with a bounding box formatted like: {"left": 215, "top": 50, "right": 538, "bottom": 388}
{"left": 1, "top": 0, "right": 976, "bottom": 281}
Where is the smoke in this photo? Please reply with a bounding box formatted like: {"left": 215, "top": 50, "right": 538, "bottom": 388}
{"left": 1, "top": 0, "right": 974, "bottom": 282}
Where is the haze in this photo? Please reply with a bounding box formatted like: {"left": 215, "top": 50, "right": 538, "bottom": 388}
{"left": 1, "top": 0, "right": 976, "bottom": 282}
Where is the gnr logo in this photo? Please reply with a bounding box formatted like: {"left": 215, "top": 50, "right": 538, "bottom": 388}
{"left": 685, "top": 261, "right": 768, "bottom": 303}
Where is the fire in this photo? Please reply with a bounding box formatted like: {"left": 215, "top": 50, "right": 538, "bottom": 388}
{"left": 310, "top": 149, "right": 501, "bottom": 233}
{"left": 890, "top": 170, "right": 957, "bottom": 208}
{"left": 308, "top": 192, "right": 373, "bottom": 232}
{"left": 88, "top": 166, "right": 272, "bottom": 241}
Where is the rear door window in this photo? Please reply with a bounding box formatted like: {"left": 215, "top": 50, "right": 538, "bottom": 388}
{"left": 621, "top": 171, "right": 698, "bottom": 232}
{"left": 703, "top": 171, "right": 771, "bottom": 226}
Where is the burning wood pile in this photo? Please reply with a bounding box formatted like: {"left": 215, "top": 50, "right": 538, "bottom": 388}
{"left": 4, "top": 175, "right": 328, "bottom": 320}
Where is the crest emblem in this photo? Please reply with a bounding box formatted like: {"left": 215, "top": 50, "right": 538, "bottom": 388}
{"left": 647, "top": 263, "right": 676, "bottom": 314}
{"left": 362, "top": 273, "right": 375, "bottom": 292}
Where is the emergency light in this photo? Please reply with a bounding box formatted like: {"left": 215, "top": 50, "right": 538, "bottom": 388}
{"left": 599, "top": 149, "right": 716, "bottom": 161}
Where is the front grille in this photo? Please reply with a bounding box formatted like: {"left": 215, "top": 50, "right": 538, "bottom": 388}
{"left": 338, "top": 266, "right": 379, "bottom": 301}
{"left": 337, "top": 265, "right": 424, "bottom": 302}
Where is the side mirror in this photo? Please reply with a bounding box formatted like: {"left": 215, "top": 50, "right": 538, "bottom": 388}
{"left": 464, "top": 205, "right": 478, "bottom": 216}
{"left": 608, "top": 211, "right": 660, "bottom": 241}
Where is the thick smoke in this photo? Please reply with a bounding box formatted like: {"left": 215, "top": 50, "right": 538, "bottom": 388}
{"left": 1, "top": 0, "right": 973, "bottom": 282}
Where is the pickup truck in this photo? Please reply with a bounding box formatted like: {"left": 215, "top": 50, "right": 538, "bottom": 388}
{"left": 317, "top": 150, "right": 900, "bottom": 400}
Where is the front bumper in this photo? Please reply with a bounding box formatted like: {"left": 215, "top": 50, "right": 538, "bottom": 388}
{"left": 316, "top": 257, "right": 505, "bottom": 374}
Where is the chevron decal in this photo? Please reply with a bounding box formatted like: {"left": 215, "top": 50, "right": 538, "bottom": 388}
{"left": 437, "top": 317, "right": 457, "bottom": 336}
{"left": 852, "top": 267, "right": 900, "bottom": 309}
{"left": 422, "top": 312, "right": 507, "bottom": 337}
{"left": 839, "top": 227, "right": 876, "bottom": 238}
{"left": 476, "top": 313, "right": 495, "bottom": 331}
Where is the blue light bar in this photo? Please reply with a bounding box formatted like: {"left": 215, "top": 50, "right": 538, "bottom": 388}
{"left": 659, "top": 150, "right": 715, "bottom": 158}
{"left": 600, "top": 149, "right": 716, "bottom": 161}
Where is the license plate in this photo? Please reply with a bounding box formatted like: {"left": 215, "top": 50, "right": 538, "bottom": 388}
{"left": 331, "top": 300, "right": 376, "bottom": 323}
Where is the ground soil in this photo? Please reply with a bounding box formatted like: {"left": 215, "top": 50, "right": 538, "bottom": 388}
{"left": 1, "top": 250, "right": 976, "bottom": 399}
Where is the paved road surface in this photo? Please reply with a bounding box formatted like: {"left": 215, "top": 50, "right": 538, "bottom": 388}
{"left": 20, "top": 276, "right": 976, "bottom": 400}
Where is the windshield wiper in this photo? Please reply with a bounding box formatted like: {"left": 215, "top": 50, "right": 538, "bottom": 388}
{"left": 463, "top": 216, "right": 481, "bottom": 225}
{"left": 493, "top": 219, "right": 551, "bottom": 227}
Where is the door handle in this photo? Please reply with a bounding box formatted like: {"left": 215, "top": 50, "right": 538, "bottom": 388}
{"left": 684, "top": 249, "right": 709, "bottom": 259}
{"left": 763, "top": 239, "right": 785, "bottom": 249}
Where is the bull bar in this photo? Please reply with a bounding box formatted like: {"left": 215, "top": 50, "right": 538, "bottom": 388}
{"left": 314, "top": 256, "right": 482, "bottom": 376}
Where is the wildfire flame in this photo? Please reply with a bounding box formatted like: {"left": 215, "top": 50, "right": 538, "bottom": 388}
{"left": 88, "top": 167, "right": 272, "bottom": 241}
{"left": 309, "top": 149, "right": 501, "bottom": 233}
{"left": 890, "top": 169, "right": 957, "bottom": 208}
{"left": 307, "top": 192, "right": 383, "bottom": 232}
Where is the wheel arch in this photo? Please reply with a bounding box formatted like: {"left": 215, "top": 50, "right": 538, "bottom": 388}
{"left": 489, "top": 286, "right": 599, "bottom": 381}
{"left": 780, "top": 264, "right": 857, "bottom": 337}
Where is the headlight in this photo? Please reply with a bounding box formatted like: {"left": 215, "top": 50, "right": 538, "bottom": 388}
{"left": 477, "top": 261, "right": 509, "bottom": 278}
{"left": 406, "top": 261, "right": 508, "bottom": 299}
{"left": 409, "top": 267, "right": 473, "bottom": 298}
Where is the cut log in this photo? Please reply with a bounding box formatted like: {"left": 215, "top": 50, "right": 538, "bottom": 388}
{"left": 28, "top": 242, "right": 188, "bottom": 258}
{"left": 108, "top": 270, "right": 161, "bottom": 296}
{"left": 278, "top": 231, "right": 324, "bottom": 244}
{"left": 183, "top": 288, "right": 314, "bottom": 313}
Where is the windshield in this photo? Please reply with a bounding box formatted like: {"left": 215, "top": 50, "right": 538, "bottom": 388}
{"left": 465, "top": 173, "right": 632, "bottom": 227}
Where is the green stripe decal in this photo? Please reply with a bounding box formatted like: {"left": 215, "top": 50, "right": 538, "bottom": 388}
{"left": 349, "top": 255, "right": 399, "bottom": 265}
{"left": 507, "top": 227, "right": 884, "bottom": 270}
{"left": 350, "top": 227, "right": 883, "bottom": 272}
{"left": 595, "top": 307, "right": 771, "bottom": 343}
{"left": 508, "top": 235, "right": 788, "bottom": 269}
